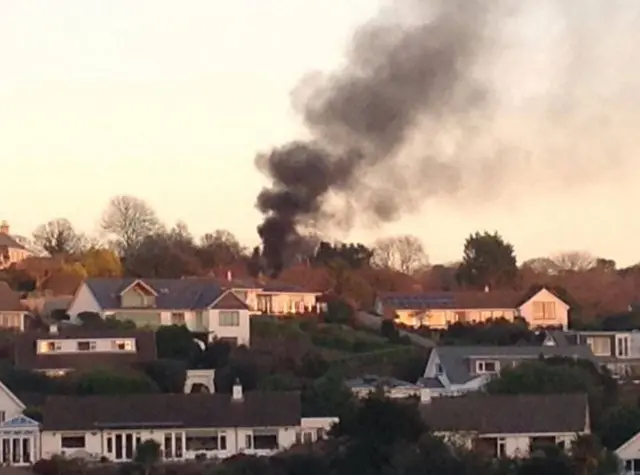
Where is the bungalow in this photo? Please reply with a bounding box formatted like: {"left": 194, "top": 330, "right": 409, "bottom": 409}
{"left": 376, "top": 287, "right": 570, "bottom": 330}
{"left": 615, "top": 430, "right": 640, "bottom": 474}
{"left": 420, "top": 345, "right": 596, "bottom": 396}
{"left": 542, "top": 330, "right": 640, "bottom": 380}
{"left": 421, "top": 393, "right": 590, "bottom": 458}
{"left": 0, "top": 282, "right": 28, "bottom": 332}
{"left": 13, "top": 326, "right": 157, "bottom": 377}
{"left": 345, "top": 375, "right": 428, "bottom": 400}
{"left": 40, "top": 383, "right": 336, "bottom": 461}
{"left": 220, "top": 273, "right": 324, "bottom": 315}
{"left": 0, "top": 378, "right": 40, "bottom": 466}
{"left": 66, "top": 278, "right": 251, "bottom": 345}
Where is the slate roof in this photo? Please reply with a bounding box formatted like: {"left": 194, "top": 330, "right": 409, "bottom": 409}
{"left": 84, "top": 278, "right": 249, "bottom": 311}
{"left": 421, "top": 393, "right": 588, "bottom": 434}
{"left": 13, "top": 329, "right": 157, "bottom": 371}
{"left": 434, "top": 345, "right": 597, "bottom": 385}
{"left": 0, "top": 282, "right": 25, "bottom": 312}
{"left": 0, "top": 233, "right": 26, "bottom": 250}
{"left": 41, "top": 391, "right": 301, "bottom": 431}
{"left": 380, "top": 288, "right": 565, "bottom": 311}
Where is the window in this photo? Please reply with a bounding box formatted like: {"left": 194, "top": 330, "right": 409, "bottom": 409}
{"left": 476, "top": 360, "right": 500, "bottom": 374}
{"left": 0, "top": 313, "right": 19, "bottom": 328}
{"left": 533, "top": 301, "right": 556, "bottom": 321}
{"left": 0, "top": 411, "right": 5, "bottom": 424}
{"left": 249, "top": 430, "right": 279, "bottom": 450}
{"left": 257, "top": 295, "right": 273, "bottom": 313}
{"left": 171, "top": 312, "right": 186, "bottom": 325}
{"left": 497, "top": 438, "right": 507, "bottom": 458}
{"left": 219, "top": 311, "right": 240, "bottom": 327}
{"left": 586, "top": 337, "right": 612, "bottom": 356}
{"left": 185, "top": 431, "right": 227, "bottom": 451}
{"left": 39, "top": 341, "right": 61, "bottom": 353}
{"left": 107, "top": 437, "right": 112, "bottom": 453}
{"left": 302, "top": 432, "right": 313, "bottom": 443}
{"left": 435, "top": 363, "right": 444, "bottom": 375}
{"left": 111, "top": 340, "right": 134, "bottom": 351}
{"left": 164, "top": 434, "right": 173, "bottom": 459}
{"left": 61, "top": 436, "right": 85, "bottom": 449}
{"left": 76, "top": 341, "right": 96, "bottom": 351}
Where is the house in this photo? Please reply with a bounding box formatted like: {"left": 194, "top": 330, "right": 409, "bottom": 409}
{"left": 0, "top": 378, "right": 41, "bottom": 466}
{"left": 376, "top": 287, "right": 570, "bottom": 330}
{"left": 0, "top": 283, "right": 29, "bottom": 331}
{"left": 542, "top": 330, "right": 640, "bottom": 379}
{"left": 13, "top": 326, "right": 157, "bottom": 377}
{"left": 420, "top": 345, "right": 596, "bottom": 396}
{"left": 66, "top": 278, "right": 251, "bottom": 345}
{"left": 220, "top": 273, "right": 324, "bottom": 315}
{"left": 421, "top": 393, "right": 589, "bottom": 458}
{"left": 345, "top": 375, "right": 428, "bottom": 400}
{"left": 0, "top": 222, "right": 30, "bottom": 270}
{"left": 40, "top": 382, "right": 336, "bottom": 461}
{"left": 615, "top": 430, "right": 640, "bottom": 474}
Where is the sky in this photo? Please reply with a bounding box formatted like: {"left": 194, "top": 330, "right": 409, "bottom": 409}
{"left": 1, "top": 0, "right": 640, "bottom": 266}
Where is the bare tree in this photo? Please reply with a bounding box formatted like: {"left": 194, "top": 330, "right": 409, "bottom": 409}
{"left": 198, "top": 229, "right": 245, "bottom": 268}
{"left": 101, "top": 196, "right": 162, "bottom": 254}
{"left": 33, "top": 218, "right": 83, "bottom": 255}
{"left": 552, "top": 251, "right": 597, "bottom": 272}
{"left": 371, "top": 235, "right": 429, "bottom": 274}
{"left": 521, "top": 257, "right": 560, "bottom": 275}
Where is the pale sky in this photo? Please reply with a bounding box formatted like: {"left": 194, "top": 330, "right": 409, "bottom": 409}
{"left": 1, "top": 0, "right": 640, "bottom": 266}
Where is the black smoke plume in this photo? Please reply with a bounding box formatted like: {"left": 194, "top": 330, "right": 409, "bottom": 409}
{"left": 254, "top": 0, "right": 493, "bottom": 276}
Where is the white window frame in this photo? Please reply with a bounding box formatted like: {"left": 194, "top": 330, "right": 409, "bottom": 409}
{"left": 476, "top": 360, "right": 500, "bottom": 374}
{"left": 616, "top": 335, "right": 630, "bottom": 359}
{"left": 219, "top": 311, "right": 240, "bottom": 327}
{"left": 76, "top": 340, "right": 96, "bottom": 352}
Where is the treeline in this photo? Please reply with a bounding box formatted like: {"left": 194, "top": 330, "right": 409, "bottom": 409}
{"left": 4, "top": 195, "right": 640, "bottom": 323}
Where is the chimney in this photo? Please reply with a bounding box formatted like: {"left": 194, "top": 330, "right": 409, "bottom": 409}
{"left": 226, "top": 270, "right": 232, "bottom": 282}
{"left": 232, "top": 379, "right": 243, "bottom": 401}
{"left": 49, "top": 324, "right": 58, "bottom": 335}
{"left": 0, "top": 221, "right": 8, "bottom": 235}
{"left": 484, "top": 285, "right": 490, "bottom": 293}
{"left": 419, "top": 388, "right": 432, "bottom": 404}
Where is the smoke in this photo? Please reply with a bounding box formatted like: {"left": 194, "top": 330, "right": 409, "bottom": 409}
{"left": 254, "top": 0, "right": 640, "bottom": 276}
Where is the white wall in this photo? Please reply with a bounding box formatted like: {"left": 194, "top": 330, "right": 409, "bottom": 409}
{"left": 519, "top": 289, "right": 569, "bottom": 330}
{"left": 0, "top": 383, "right": 25, "bottom": 423}
{"left": 41, "top": 426, "right": 299, "bottom": 460}
{"left": 67, "top": 284, "right": 102, "bottom": 320}
{"left": 36, "top": 337, "right": 137, "bottom": 354}
{"left": 439, "top": 432, "right": 579, "bottom": 458}
{"left": 207, "top": 309, "right": 250, "bottom": 345}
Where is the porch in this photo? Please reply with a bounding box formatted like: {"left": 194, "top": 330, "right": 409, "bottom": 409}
{"left": 0, "top": 415, "right": 40, "bottom": 466}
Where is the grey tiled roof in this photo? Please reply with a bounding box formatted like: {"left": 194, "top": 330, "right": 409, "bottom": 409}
{"left": 435, "top": 345, "right": 597, "bottom": 385}
{"left": 85, "top": 278, "right": 230, "bottom": 310}
{"left": 42, "top": 391, "right": 301, "bottom": 431}
{"left": 0, "top": 233, "right": 26, "bottom": 250}
{"left": 345, "top": 375, "right": 421, "bottom": 390}
{"left": 421, "top": 393, "right": 588, "bottom": 434}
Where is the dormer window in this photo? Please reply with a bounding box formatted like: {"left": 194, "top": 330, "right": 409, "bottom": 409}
{"left": 77, "top": 341, "right": 96, "bottom": 352}
{"left": 476, "top": 360, "right": 500, "bottom": 374}
{"left": 119, "top": 280, "right": 157, "bottom": 308}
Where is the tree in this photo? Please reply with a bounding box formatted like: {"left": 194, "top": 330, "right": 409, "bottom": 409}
{"left": 71, "top": 368, "right": 159, "bottom": 395}
{"left": 521, "top": 257, "right": 560, "bottom": 275}
{"left": 124, "top": 231, "right": 201, "bottom": 278}
{"left": 142, "top": 359, "right": 188, "bottom": 393}
{"left": 155, "top": 325, "right": 202, "bottom": 363}
{"left": 199, "top": 229, "right": 245, "bottom": 268}
{"left": 456, "top": 231, "right": 518, "bottom": 289}
{"left": 79, "top": 248, "right": 122, "bottom": 277}
{"left": 552, "top": 251, "right": 597, "bottom": 272}
{"left": 313, "top": 241, "right": 373, "bottom": 269}
{"left": 133, "top": 439, "right": 161, "bottom": 475}
{"left": 101, "top": 195, "right": 162, "bottom": 254}
{"left": 301, "top": 372, "right": 355, "bottom": 418}
{"left": 33, "top": 219, "right": 83, "bottom": 256}
{"left": 372, "top": 235, "right": 429, "bottom": 274}
{"left": 597, "top": 405, "right": 640, "bottom": 450}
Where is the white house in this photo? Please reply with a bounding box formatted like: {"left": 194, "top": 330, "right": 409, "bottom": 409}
{"left": 0, "top": 282, "right": 29, "bottom": 332}
{"left": 13, "top": 326, "right": 157, "bottom": 377}
{"left": 420, "top": 345, "right": 597, "bottom": 396}
{"left": 421, "top": 393, "right": 590, "bottom": 458}
{"left": 66, "top": 278, "right": 251, "bottom": 345}
{"left": 0, "top": 379, "right": 40, "bottom": 466}
{"left": 39, "top": 382, "right": 336, "bottom": 462}
{"left": 376, "top": 287, "right": 570, "bottom": 330}
{"left": 615, "top": 431, "right": 640, "bottom": 474}
{"left": 345, "top": 375, "right": 430, "bottom": 400}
